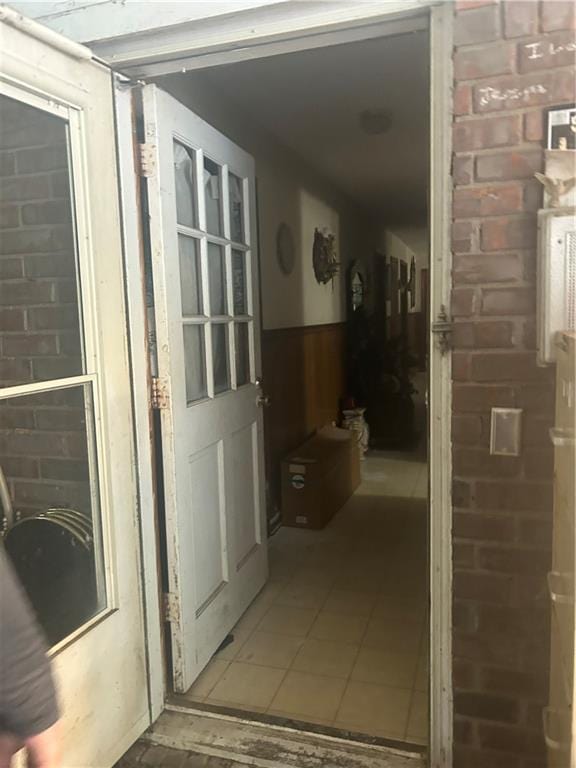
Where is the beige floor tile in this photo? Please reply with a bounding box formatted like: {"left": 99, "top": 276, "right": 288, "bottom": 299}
{"left": 406, "top": 691, "right": 428, "bottom": 742}
{"left": 256, "top": 580, "right": 284, "bottom": 604}
{"left": 322, "top": 589, "right": 377, "bottom": 618}
{"left": 257, "top": 604, "right": 318, "bottom": 637}
{"left": 183, "top": 659, "right": 229, "bottom": 702}
{"left": 363, "top": 617, "right": 423, "bottom": 655}
{"left": 414, "top": 653, "right": 429, "bottom": 692}
{"left": 332, "top": 570, "right": 383, "bottom": 595}
{"left": 289, "top": 566, "right": 339, "bottom": 590}
{"left": 291, "top": 637, "right": 360, "bottom": 679}
{"left": 371, "top": 595, "right": 426, "bottom": 624}
{"left": 234, "top": 592, "right": 278, "bottom": 634}
{"left": 335, "top": 681, "right": 411, "bottom": 739}
{"left": 207, "top": 662, "right": 286, "bottom": 711}
{"left": 236, "top": 631, "right": 304, "bottom": 669}
{"left": 275, "top": 582, "right": 330, "bottom": 611}
{"left": 215, "top": 627, "right": 253, "bottom": 662}
{"left": 309, "top": 611, "right": 369, "bottom": 645}
{"left": 268, "top": 553, "right": 301, "bottom": 584}
{"left": 270, "top": 670, "right": 347, "bottom": 721}
{"left": 351, "top": 647, "right": 418, "bottom": 689}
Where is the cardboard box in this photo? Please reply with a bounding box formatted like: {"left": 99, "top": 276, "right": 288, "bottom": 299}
{"left": 281, "top": 425, "right": 361, "bottom": 530}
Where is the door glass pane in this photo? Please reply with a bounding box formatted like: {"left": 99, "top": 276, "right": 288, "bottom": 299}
{"left": 208, "top": 243, "right": 226, "bottom": 316}
{"left": 178, "top": 235, "right": 202, "bottom": 316}
{"left": 211, "top": 324, "right": 229, "bottom": 394}
{"left": 0, "top": 95, "right": 83, "bottom": 387}
{"left": 229, "top": 173, "right": 245, "bottom": 243}
{"left": 183, "top": 324, "right": 207, "bottom": 404}
{"left": 0, "top": 384, "right": 105, "bottom": 646}
{"left": 232, "top": 250, "right": 248, "bottom": 316}
{"left": 235, "top": 322, "right": 250, "bottom": 387}
{"left": 203, "top": 157, "right": 222, "bottom": 236}
{"left": 174, "top": 141, "right": 197, "bottom": 228}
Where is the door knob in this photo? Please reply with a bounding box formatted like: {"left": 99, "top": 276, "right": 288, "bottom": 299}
{"left": 255, "top": 377, "right": 270, "bottom": 406}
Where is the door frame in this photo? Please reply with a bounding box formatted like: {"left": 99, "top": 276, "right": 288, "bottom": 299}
{"left": 119, "top": 3, "right": 453, "bottom": 765}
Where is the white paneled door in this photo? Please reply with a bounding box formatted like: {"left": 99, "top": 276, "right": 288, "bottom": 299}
{"left": 0, "top": 14, "right": 149, "bottom": 768}
{"left": 142, "top": 85, "right": 268, "bottom": 693}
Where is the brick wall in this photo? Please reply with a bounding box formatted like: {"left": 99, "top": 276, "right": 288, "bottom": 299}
{"left": 451, "top": 2, "right": 575, "bottom": 766}
{"left": 0, "top": 96, "right": 90, "bottom": 519}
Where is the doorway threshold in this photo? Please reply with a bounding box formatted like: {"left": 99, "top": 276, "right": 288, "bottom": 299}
{"left": 144, "top": 699, "right": 426, "bottom": 768}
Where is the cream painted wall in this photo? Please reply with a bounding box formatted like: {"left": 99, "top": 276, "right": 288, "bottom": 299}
{"left": 160, "top": 74, "right": 375, "bottom": 330}
{"left": 384, "top": 227, "right": 429, "bottom": 313}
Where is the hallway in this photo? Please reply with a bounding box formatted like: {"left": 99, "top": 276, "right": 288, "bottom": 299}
{"left": 178, "top": 453, "right": 429, "bottom": 745}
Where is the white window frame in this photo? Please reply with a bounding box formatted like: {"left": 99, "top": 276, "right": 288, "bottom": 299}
{"left": 0, "top": 76, "right": 120, "bottom": 649}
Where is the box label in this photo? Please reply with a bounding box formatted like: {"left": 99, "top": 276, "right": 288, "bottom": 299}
{"left": 295, "top": 515, "right": 308, "bottom": 524}
{"left": 289, "top": 463, "right": 306, "bottom": 474}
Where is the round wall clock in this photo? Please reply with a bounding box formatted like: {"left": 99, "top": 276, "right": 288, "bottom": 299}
{"left": 276, "top": 222, "right": 295, "bottom": 276}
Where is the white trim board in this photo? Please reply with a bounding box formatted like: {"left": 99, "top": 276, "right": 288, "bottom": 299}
{"left": 114, "top": 79, "right": 165, "bottom": 723}
{"left": 428, "top": 4, "right": 454, "bottom": 768}
{"left": 88, "top": 2, "right": 436, "bottom": 77}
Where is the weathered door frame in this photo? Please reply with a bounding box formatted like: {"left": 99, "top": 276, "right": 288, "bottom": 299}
{"left": 117, "top": 3, "right": 453, "bottom": 766}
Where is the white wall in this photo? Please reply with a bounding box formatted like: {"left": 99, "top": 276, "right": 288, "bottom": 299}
{"left": 384, "top": 227, "right": 429, "bottom": 313}
{"left": 163, "top": 74, "right": 375, "bottom": 330}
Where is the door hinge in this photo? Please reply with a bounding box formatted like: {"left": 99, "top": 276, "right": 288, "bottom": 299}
{"left": 151, "top": 376, "right": 169, "bottom": 410}
{"left": 138, "top": 142, "right": 156, "bottom": 178}
{"left": 431, "top": 304, "right": 453, "bottom": 355}
{"left": 163, "top": 592, "right": 180, "bottom": 623}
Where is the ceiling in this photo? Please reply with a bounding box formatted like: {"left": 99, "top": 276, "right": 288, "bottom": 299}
{"left": 179, "top": 30, "right": 429, "bottom": 224}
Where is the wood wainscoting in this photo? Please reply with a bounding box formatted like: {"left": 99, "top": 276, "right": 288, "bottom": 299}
{"left": 262, "top": 322, "right": 346, "bottom": 518}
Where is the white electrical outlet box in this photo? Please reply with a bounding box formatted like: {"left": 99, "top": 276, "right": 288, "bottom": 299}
{"left": 490, "top": 408, "right": 523, "bottom": 456}
{"left": 537, "top": 207, "right": 576, "bottom": 365}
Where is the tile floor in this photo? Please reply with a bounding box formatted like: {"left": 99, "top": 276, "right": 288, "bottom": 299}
{"left": 180, "top": 451, "right": 429, "bottom": 745}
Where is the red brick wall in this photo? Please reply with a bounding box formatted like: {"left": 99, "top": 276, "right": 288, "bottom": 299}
{"left": 451, "top": 2, "right": 575, "bottom": 766}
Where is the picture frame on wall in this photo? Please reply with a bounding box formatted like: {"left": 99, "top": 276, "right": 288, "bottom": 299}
{"left": 546, "top": 104, "right": 576, "bottom": 150}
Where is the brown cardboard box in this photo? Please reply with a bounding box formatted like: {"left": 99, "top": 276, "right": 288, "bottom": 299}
{"left": 281, "top": 425, "right": 361, "bottom": 530}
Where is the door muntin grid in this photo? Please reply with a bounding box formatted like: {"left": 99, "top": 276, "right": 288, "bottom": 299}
{"left": 173, "top": 139, "right": 253, "bottom": 405}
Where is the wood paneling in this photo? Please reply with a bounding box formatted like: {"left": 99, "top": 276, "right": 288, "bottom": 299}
{"left": 262, "top": 323, "right": 346, "bottom": 514}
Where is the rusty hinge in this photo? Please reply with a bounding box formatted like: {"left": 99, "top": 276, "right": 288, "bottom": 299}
{"left": 151, "top": 376, "right": 169, "bottom": 410}
{"left": 138, "top": 142, "right": 156, "bottom": 177}
{"left": 431, "top": 304, "right": 453, "bottom": 355}
{"left": 162, "top": 592, "right": 180, "bottom": 623}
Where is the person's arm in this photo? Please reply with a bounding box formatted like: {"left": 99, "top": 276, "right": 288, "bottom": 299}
{"left": 0, "top": 545, "right": 60, "bottom": 757}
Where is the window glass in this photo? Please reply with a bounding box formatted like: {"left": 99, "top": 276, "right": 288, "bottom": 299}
{"left": 183, "top": 324, "right": 208, "bottom": 403}
{"left": 235, "top": 322, "right": 250, "bottom": 387}
{"left": 229, "top": 173, "right": 245, "bottom": 243}
{"left": 232, "top": 250, "right": 247, "bottom": 316}
{"left": 0, "top": 95, "right": 83, "bottom": 387}
{"left": 203, "top": 157, "right": 222, "bottom": 236}
{"left": 208, "top": 243, "right": 226, "bottom": 316}
{"left": 0, "top": 384, "right": 105, "bottom": 646}
{"left": 174, "top": 141, "right": 197, "bottom": 228}
{"left": 211, "top": 324, "right": 229, "bottom": 394}
{"left": 179, "top": 235, "right": 203, "bottom": 316}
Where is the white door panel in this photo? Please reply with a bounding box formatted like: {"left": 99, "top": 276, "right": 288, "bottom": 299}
{"left": 142, "top": 84, "right": 267, "bottom": 692}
